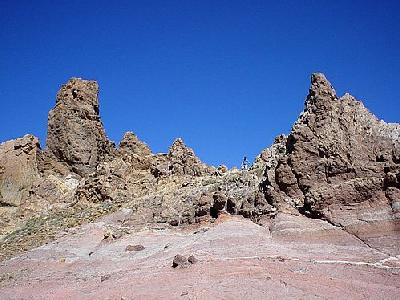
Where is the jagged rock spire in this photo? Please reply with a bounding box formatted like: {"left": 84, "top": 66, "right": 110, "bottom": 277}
{"left": 263, "top": 73, "right": 400, "bottom": 229}
{"left": 168, "top": 138, "right": 191, "bottom": 157}
{"left": 303, "top": 73, "right": 337, "bottom": 115}
{"left": 309, "top": 73, "right": 336, "bottom": 99}
{"left": 46, "top": 78, "right": 114, "bottom": 175}
{"left": 119, "top": 132, "right": 152, "bottom": 156}
{"left": 167, "top": 138, "right": 210, "bottom": 176}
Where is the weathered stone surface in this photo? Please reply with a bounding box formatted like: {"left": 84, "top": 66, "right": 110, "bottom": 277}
{"left": 187, "top": 255, "right": 198, "bottom": 264}
{"left": 118, "top": 132, "right": 153, "bottom": 171}
{"left": 262, "top": 74, "right": 400, "bottom": 214}
{"left": 0, "top": 73, "right": 399, "bottom": 268}
{"left": 0, "top": 135, "right": 41, "bottom": 207}
{"left": 166, "top": 138, "right": 212, "bottom": 176}
{"left": 0, "top": 215, "right": 398, "bottom": 299}
{"left": 258, "top": 73, "right": 400, "bottom": 255}
{"left": 125, "top": 244, "right": 145, "bottom": 252}
{"left": 119, "top": 132, "right": 151, "bottom": 156}
{"left": 46, "top": 78, "right": 114, "bottom": 176}
{"left": 0, "top": 135, "right": 83, "bottom": 238}
{"left": 148, "top": 138, "right": 214, "bottom": 182}
{"left": 172, "top": 254, "right": 190, "bottom": 268}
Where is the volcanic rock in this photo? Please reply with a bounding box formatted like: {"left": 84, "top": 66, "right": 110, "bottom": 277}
{"left": 187, "top": 255, "right": 198, "bottom": 264}
{"left": 0, "top": 134, "right": 41, "bottom": 207}
{"left": 125, "top": 244, "right": 145, "bottom": 252}
{"left": 119, "top": 132, "right": 151, "bottom": 157}
{"left": 172, "top": 254, "right": 190, "bottom": 268}
{"left": 273, "top": 74, "right": 399, "bottom": 215}
{"left": 0, "top": 73, "right": 399, "bottom": 270}
{"left": 260, "top": 73, "right": 400, "bottom": 255}
{"left": 166, "top": 138, "right": 211, "bottom": 176}
{"left": 0, "top": 73, "right": 399, "bottom": 299}
{"left": 100, "top": 274, "right": 111, "bottom": 282}
{"left": 46, "top": 78, "right": 114, "bottom": 176}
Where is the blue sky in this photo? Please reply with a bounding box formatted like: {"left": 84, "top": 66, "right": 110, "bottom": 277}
{"left": 0, "top": 0, "right": 399, "bottom": 168}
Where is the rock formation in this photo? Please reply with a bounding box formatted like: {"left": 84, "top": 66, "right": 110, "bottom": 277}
{"left": 0, "top": 73, "right": 399, "bottom": 262}
{"left": 0, "top": 135, "right": 41, "bottom": 207}
{"left": 259, "top": 73, "right": 400, "bottom": 255}
{"left": 46, "top": 78, "right": 114, "bottom": 176}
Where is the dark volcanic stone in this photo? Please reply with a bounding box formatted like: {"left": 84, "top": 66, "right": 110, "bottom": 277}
{"left": 172, "top": 254, "right": 189, "bottom": 268}
{"left": 125, "top": 245, "right": 145, "bottom": 252}
{"left": 261, "top": 73, "right": 400, "bottom": 239}
{"left": 46, "top": 78, "right": 114, "bottom": 176}
{"left": 188, "top": 255, "right": 198, "bottom": 264}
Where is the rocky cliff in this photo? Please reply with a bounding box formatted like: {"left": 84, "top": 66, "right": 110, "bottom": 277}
{"left": 0, "top": 73, "right": 399, "bottom": 261}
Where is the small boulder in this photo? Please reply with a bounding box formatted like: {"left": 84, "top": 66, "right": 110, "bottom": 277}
{"left": 172, "top": 254, "right": 189, "bottom": 268}
{"left": 103, "top": 229, "right": 122, "bottom": 241}
{"left": 188, "top": 255, "right": 198, "bottom": 264}
{"left": 125, "top": 244, "right": 145, "bottom": 252}
{"left": 169, "top": 219, "right": 179, "bottom": 226}
{"left": 210, "top": 192, "right": 227, "bottom": 218}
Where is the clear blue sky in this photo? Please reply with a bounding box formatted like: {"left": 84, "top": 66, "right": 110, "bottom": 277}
{"left": 1, "top": 0, "right": 399, "bottom": 168}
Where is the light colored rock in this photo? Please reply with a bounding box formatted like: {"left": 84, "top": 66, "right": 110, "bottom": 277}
{"left": 0, "top": 134, "right": 40, "bottom": 207}
{"left": 0, "top": 215, "right": 398, "bottom": 299}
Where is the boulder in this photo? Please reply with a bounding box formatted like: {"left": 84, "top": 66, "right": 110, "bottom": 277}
{"left": 125, "top": 244, "right": 145, "bottom": 252}
{"left": 172, "top": 254, "right": 190, "bottom": 268}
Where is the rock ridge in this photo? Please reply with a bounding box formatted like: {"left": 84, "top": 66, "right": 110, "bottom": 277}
{"left": 0, "top": 73, "right": 399, "bottom": 261}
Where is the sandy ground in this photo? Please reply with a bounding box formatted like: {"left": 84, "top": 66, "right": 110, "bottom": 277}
{"left": 0, "top": 212, "right": 399, "bottom": 300}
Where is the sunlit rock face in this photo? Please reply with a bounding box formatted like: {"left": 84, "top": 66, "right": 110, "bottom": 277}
{"left": 0, "top": 134, "right": 41, "bottom": 207}
{"left": 0, "top": 74, "right": 399, "bottom": 295}
{"left": 46, "top": 78, "right": 114, "bottom": 176}
{"left": 258, "top": 73, "right": 400, "bottom": 254}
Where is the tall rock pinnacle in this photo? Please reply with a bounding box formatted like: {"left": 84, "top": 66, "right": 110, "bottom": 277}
{"left": 264, "top": 73, "right": 400, "bottom": 232}
{"left": 166, "top": 138, "right": 210, "bottom": 176}
{"left": 309, "top": 73, "right": 337, "bottom": 100}
{"left": 46, "top": 78, "right": 113, "bottom": 175}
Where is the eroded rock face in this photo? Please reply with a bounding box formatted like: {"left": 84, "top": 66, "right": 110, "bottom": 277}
{"left": 0, "top": 135, "right": 41, "bottom": 207}
{"left": 261, "top": 74, "right": 400, "bottom": 253}
{"left": 46, "top": 78, "right": 114, "bottom": 176}
{"left": 119, "top": 132, "right": 151, "bottom": 157}
{"left": 1, "top": 73, "right": 399, "bottom": 261}
{"left": 166, "top": 138, "right": 212, "bottom": 176}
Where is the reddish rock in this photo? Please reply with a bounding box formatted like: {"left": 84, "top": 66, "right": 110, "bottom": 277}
{"left": 125, "top": 244, "right": 145, "bottom": 252}
{"left": 260, "top": 74, "right": 400, "bottom": 252}
{"left": 1, "top": 73, "right": 399, "bottom": 280}
{"left": 46, "top": 78, "right": 114, "bottom": 176}
{"left": 172, "top": 254, "right": 190, "bottom": 268}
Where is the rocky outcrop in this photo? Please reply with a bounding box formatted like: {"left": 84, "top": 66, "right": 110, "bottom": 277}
{"left": 259, "top": 73, "right": 400, "bottom": 254}
{"left": 46, "top": 78, "right": 114, "bottom": 176}
{"left": 264, "top": 74, "right": 400, "bottom": 215}
{"left": 167, "top": 138, "right": 211, "bottom": 176}
{"left": 0, "top": 135, "right": 41, "bottom": 207}
{"left": 118, "top": 132, "right": 153, "bottom": 171}
{"left": 150, "top": 138, "right": 213, "bottom": 178}
{"left": 119, "top": 132, "right": 151, "bottom": 157}
{"left": 1, "top": 73, "right": 399, "bottom": 261}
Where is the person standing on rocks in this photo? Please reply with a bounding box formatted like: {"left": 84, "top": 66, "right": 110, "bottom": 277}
{"left": 241, "top": 156, "right": 249, "bottom": 170}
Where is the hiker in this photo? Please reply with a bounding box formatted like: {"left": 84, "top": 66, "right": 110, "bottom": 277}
{"left": 241, "top": 156, "right": 249, "bottom": 170}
